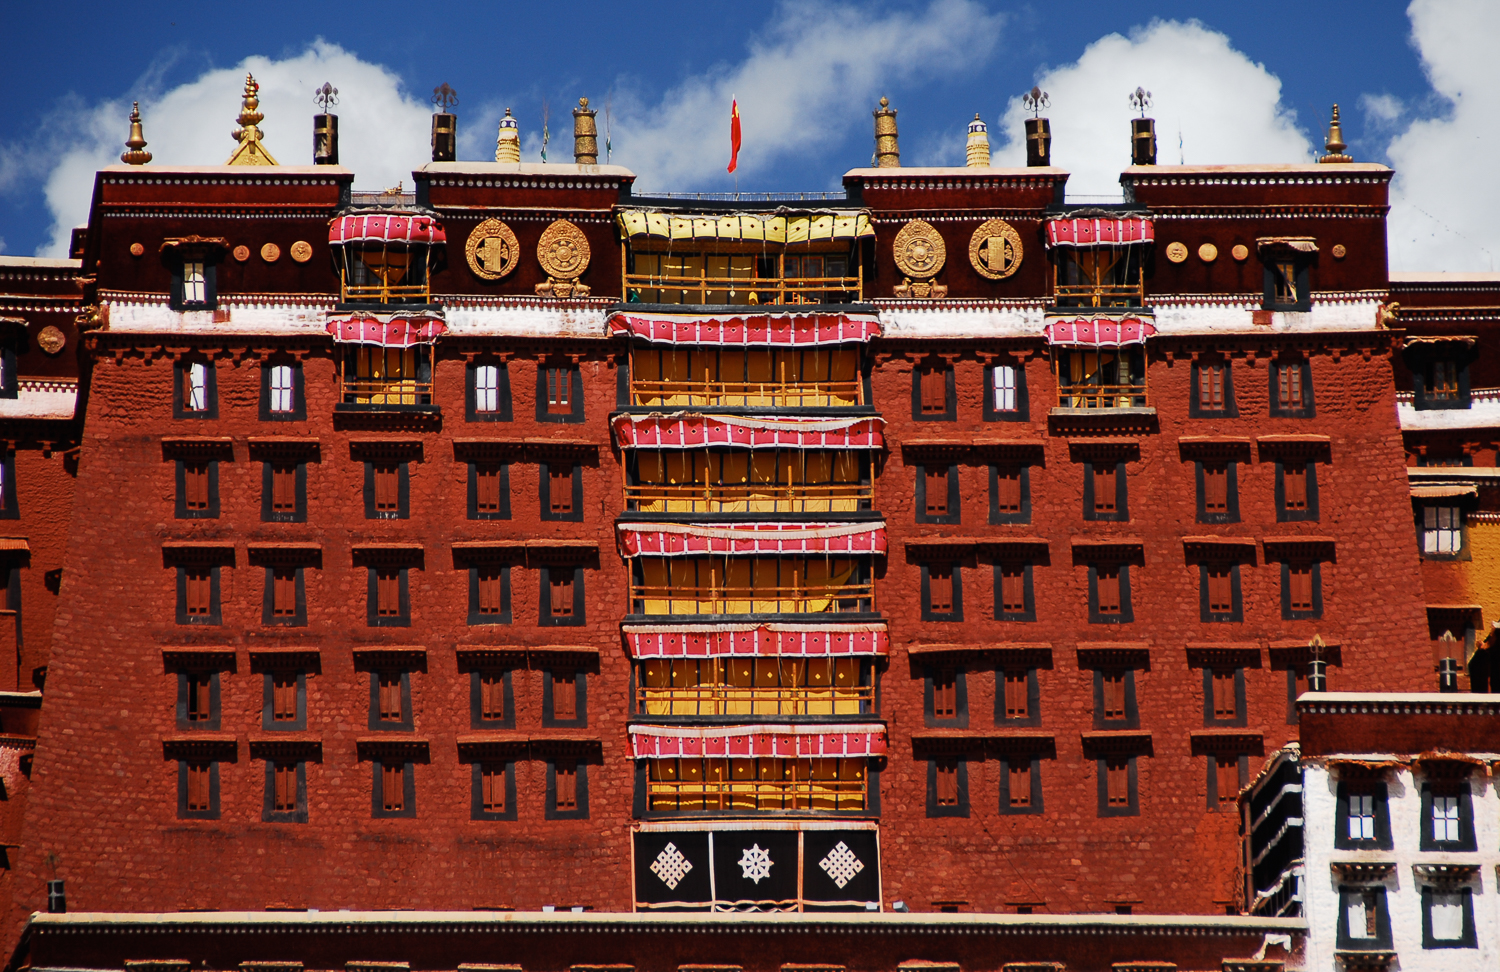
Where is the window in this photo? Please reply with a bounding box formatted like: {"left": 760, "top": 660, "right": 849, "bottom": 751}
{"left": 1429, "top": 360, "right": 1459, "bottom": 401}
{"left": 1084, "top": 461, "right": 1128, "bottom": 521}
{"left": 370, "top": 463, "right": 403, "bottom": 518}
{"left": 182, "top": 462, "right": 211, "bottom": 513}
{"left": 1264, "top": 258, "right": 1309, "bottom": 312}
{"left": 174, "top": 360, "right": 217, "bottom": 418}
{"left": 472, "top": 671, "right": 511, "bottom": 727}
{"left": 1337, "top": 887, "right": 1392, "bottom": 950}
{"left": 177, "top": 671, "right": 219, "bottom": 730}
{"left": 469, "top": 463, "right": 510, "bottom": 520}
{"left": 1410, "top": 353, "right": 1472, "bottom": 410}
{"left": 913, "top": 361, "right": 955, "bottom": 421}
{"left": 1094, "top": 669, "right": 1138, "bottom": 728}
{"left": 1200, "top": 564, "right": 1242, "bottom": 622}
{"left": 1212, "top": 755, "right": 1245, "bottom": 809}
{"left": 541, "top": 462, "right": 582, "bottom": 521}
{"left": 467, "top": 361, "right": 512, "bottom": 421}
{"left": 259, "top": 361, "right": 305, "bottom": 421}
{"left": 984, "top": 362, "right": 1028, "bottom": 421}
{"left": 171, "top": 258, "right": 216, "bottom": 310}
{"left": 545, "top": 669, "right": 586, "bottom": 726}
{"left": 469, "top": 565, "right": 511, "bottom": 625}
{"left": 1269, "top": 360, "right": 1314, "bottom": 416}
{"left": 1102, "top": 673, "right": 1125, "bottom": 720}
{"left": 926, "top": 668, "right": 966, "bottom": 726}
{"left": 1420, "top": 783, "right": 1476, "bottom": 851}
{"left": 1098, "top": 757, "right": 1138, "bottom": 816}
{"left": 183, "top": 261, "right": 206, "bottom": 303}
{"left": 263, "top": 566, "right": 305, "bottom": 626}
{"left": 473, "top": 761, "right": 516, "bottom": 820}
{"left": 994, "top": 563, "right": 1035, "bottom": 621}
{"left": 541, "top": 566, "right": 585, "bottom": 627}
{"left": 1281, "top": 562, "right": 1322, "bottom": 620}
{"left": 537, "top": 364, "right": 583, "bottom": 423}
{"left": 264, "top": 760, "right": 307, "bottom": 823}
{"left": 177, "top": 566, "right": 220, "bottom": 625}
{"left": 1422, "top": 886, "right": 1476, "bottom": 949}
{"left": 997, "top": 668, "right": 1039, "bottom": 726}
{"left": 0, "top": 453, "right": 16, "bottom": 519}
{"left": 1000, "top": 756, "right": 1042, "bottom": 815}
{"left": 368, "top": 567, "right": 409, "bottom": 626}
{"left": 1335, "top": 782, "right": 1392, "bottom": 849}
{"left": 992, "top": 365, "right": 1016, "bottom": 412}
{"left": 1422, "top": 506, "right": 1465, "bottom": 557}
{"left": 1275, "top": 460, "right": 1319, "bottom": 522}
{"left": 918, "top": 464, "right": 958, "bottom": 523}
{"left": 1056, "top": 347, "right": 1147, "bottom": 408}
{"left": 547, "top": 759, "right": 589, "bottom": 819}
{"left": 1192, "top": 360, "right": 1232, "bottom": 415}
{"left": 928, "top": 758, "right": 967, "bottom": 817}
{"left": 373, "top": 760, "right": 414, "bottom": 818}
{"left": 1195, "top": 461, "right": 1239, "bottom": 523}
{"left": 1205, "top": 668, "right": 1244, "bottom": 724}
{"left": 922, "top": 563, "right": 962, "bottom": 621}
{"left": 371, "top": 671, "right": 410, "bottom": 729}
{"left": 990, "top": 465, "right": 1028, "bottom": 524}
{"left": 270, "top": 464, "right": 296, "bottom": 514}
{"left": 179, "top": 760, "right": 218, "bottom": 818}
{"left": 263, "top": 671, "right": 305, "bottom": 730}
{"left": 1089, "top": 564, "right": 1133, "bottom": 623}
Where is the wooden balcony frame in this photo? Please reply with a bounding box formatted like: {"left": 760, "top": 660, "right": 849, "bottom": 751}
{"left": 628, "top": 579, "right": 875, "bottom": 616}
{"left": 635, "top": 657, "right": 875, "bottom": 717}
{"left": 622, "top": 243, "right": 863, "bottom": 305}
{"left": 628, "top": 378, "right": 865, "bottom": 409}
{"left": 623, "top": 481, "right": 873, "bottom": 514}
{"left": 1054, "top": 347, "right": 1150, "bottom": 409}
{"left": 339, "top": 279, "right": 431, "bottom": 304}
{"left": 645, "top": 761, "right": 869, "bottom": 813}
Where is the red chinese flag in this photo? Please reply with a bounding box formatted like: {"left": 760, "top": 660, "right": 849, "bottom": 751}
{"left": 728, "top": 99, "right": 742, "bottom": 174}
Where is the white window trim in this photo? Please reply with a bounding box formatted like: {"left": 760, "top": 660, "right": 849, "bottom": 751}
{"left": 476, "top": 364, "right": 500, "bottom": 413}
{"left": 1348, "top": 793, "right": 1376, "bottom": 840}
{"left": 1423, "top": 506, "right": 1462, "bottom": 555}
{"left": 270, "top": 365, "right": 295, "bottom": 413}
{"left": 1432, "top": 794, "right": 1461, "bottom": 842}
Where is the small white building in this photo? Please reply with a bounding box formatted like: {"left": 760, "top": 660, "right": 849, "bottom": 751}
{"left": 1244, "top": 692, "right": 1500, "bottom": 971}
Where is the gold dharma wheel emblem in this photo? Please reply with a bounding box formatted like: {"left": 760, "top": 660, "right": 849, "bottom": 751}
{"left": 892, "top": 219, "right": 946, "bottom": 279}
{"left": 968, "top": 219, "right": 1023, "bottom": 280}
{"left": 535, "top": 219, "right": 592, "bottom": 298}
{"left": 465, "top": 218, "right": 520, "bottom": 281}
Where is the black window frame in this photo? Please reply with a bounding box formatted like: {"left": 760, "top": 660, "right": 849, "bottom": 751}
{"left": 1201, "top": 667, "right": 1248, "bottom": 726}
{"left": 363, "top": 460, "right": 410, "bottom": 520}
{"left": 542, "top": 669, "right": 588, "bottom": 728}
{"left": 922, "top": 666, "right": 968, "bottom": 728}
{"left": 1082, "top": 460, "right": 1129, "bottom": 522}
{"left": 1336, "top": 886, "right": 1393, "bottom": 950}
{"left": 260, "top": 460, "right": 308, "bottom": 523}
{"left": 911, "top": 361, "right": 957, "bottom": 422}
{"left": 545, "top": 758, "right": 590, "bottom": 820}
{"left": 175, "top": 564, "right": 223, "bottom": 626}
{"left": 915, "top": 463, "right": 961, "bottom": 525}
{"left": 1087, "top": 563, "right": 1134, "bottom": 624}
{"left": 467, "top": 359, "right": 514, "bottom": 422}
{"left": 539, "top": 461, "right": 585, "bottom": 523}
{"left": 367, "top": 670, "right": 414, "bottom": 731}
{"left": 1262, "top": 257, "right": 1311, "bottom": 313}
{"left": 1194, "top": 460, "right": 1240, "bottom": 524}
{"left": 925, "top": 757, "right": 969, "bottom": 818}
{"left": 1199, "top": 563, "right": 1244, "bottom": 623}
{"left": 175, "top": 459, "right": 220, "bottom": 519}
{"left": 467, "top": 563, "right": 513, "bottom": 625}
{"left": 1417, "top": 503, "right": 1470, "bottom": 561}
{"left": 1206, "top": 753, "right": 1249, "bottom": 810}
{"left": 262, "top": 759, "right": 309, "bottom": 823}
{"left": 371, "top": 760, "right": 416, "bottom": 819}
{"left": 175, "top": 670, "right": 221, "bottom": 731}
{"left": 469, "top": 669, "right": 516, "bottom": 729}
{"left": 998, "top": 755, "right": 1044, "bottom": 815}
{"left": 1419, "top": 781, "right": 1477, "bottom": 852}
{"left": 1280, "top": 560, "right": 1324, "bottom": 621}
{"left": 1334, "top": 780, "right": 1393, "bottom": 850}
{"left": 1274, "top": 459, "right": 1320, "bottom": 522}
{"left": 366, "top": 566, "right": 411, "bottom": 627}
{"left": 920, "top": 562, "right": 963, "bottom": 622}
{"left": 1092, "top": 668, "right": 1140, "bottom": 729}
{"left": 1412, "top": 356, "right": 1472, "bottom": 411}
{"left": 261, "top": 565, "right": 308, "bottom": 627}
{"left": 176, "top": 759, "right": 221, "bottom": 820}
{"left": 1096, "top": 756, "right": 1139, "bottom": 818}
{"left": 535, "top": 362, "right": 585, "bottom": 424}
{"left": 539, "top": 565, "right": 586, "bottom": 627}
{"left": 1421, "top": 885, "right": 1477, "bottom": 949}
{"left": 1189, "top": 357, "right": 1237, "bottom": 418}
{"left": 471, "top": 760, "right": 518, "bottom": 821}
{"left": 173, "top": 358, "right": 219, "bottom": 419}
{"left": 0, "top": 451, "right": 16, "bottom": 519}
{"left": 988, "top": 464, "right": 1031, "bottom": 525}
{"left": 993, "top": 562, "right": 1036, "bottom": 622}
{"left": 261, "top": 671, "right": 308, "bottom": 731}
{"left": 168, "top": 256, "right": 218, "bottom": 312}
{"left": 466, "top": 461, "right": 512, "bottom": 521}
{"left": 995, "top": 667, "right": 1041, "bottom": 727}
{"left": 1268, "top": 359, "right": 1315, "bottom": 417}
{"left": 258, "top": 359, "right": 307, "bottom": 422}
{"left": 982, "top": 360, "right": 1029, "bottom": 422}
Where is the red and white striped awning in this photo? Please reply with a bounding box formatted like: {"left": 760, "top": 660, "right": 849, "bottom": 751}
{"left": 613, "top": 413, "right": 884, "bottom": 450}
{"left": 326, "top": 312, "right": 447, "bottom": 347}
{"left": 328, "top": 213, "right": 446, "bottom": 245}
{"left": 628, "top": 724, "right": 887, "bottom": 760}
{"left": 1045, "top": 317, "right": 1156, "bottom": 347}
{"left": 608, "top": 311, "right": 880, "bottom": 346}
{"left": 1045, "top": 217, "right": 1154, "bottom": 248}
{"left": 624, "top": 622, "right": 888, "bottom": 658}
{"left": 618, "top": 521, "right": 886, "bottom": 558}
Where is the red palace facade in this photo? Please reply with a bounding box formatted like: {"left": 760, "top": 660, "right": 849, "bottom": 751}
{"left": 0, "top": 96, "right": 1480, "bottom": 971}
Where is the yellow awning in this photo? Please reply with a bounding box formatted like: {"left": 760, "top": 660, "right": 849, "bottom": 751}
{"left": 617, "top": 209, "right": 875, "bottom": 243}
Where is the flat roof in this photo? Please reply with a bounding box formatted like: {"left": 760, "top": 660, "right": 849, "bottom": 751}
{"left": 417, "top": 162, "right": 636, "bottom": 179}
{"left": 844, "top": 166, "right": 1068, "bottom": 178}
{"left": 0, "top": 256, "right": 81, "bottom": 270}
{"left": 1122, "top": 162, "right": 1391, "bottom": 175}
{"left": 1390, "top": 271, "right": 1500, "bottom": 284}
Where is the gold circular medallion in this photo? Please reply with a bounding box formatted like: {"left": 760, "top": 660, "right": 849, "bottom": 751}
{"left": 36, "top": 326, "right": 66, "bottom": 356}
{"left": 893, "top": 219, "right": 946, "bottom": 279}
{"left": 1332, "top": 244, "right": 1347, "bottom": 259}
{"left": 260, "top": 242, "right": 281, "bottom": 263}
{"left": 1165, "top": 241, "right": 1189, "bottom": 263}
{"left": 1198, "top": 243, "right": 1218, "bottom": 263}
{"left": 968, "top": 219, "right": 1023, "bottom": 280}
{"left": 233, "top": 245, "right": 250, "bottom": 262}
{"left": 537, "top": 220, "right": 591, "bottom": 280}
{"left": 1231, "top": 244, "right": 1249, "bottom": 262}
{"left": 129, "top": 242, "right": 144, "bottom": 257}
{"left": 289, "top": 241, "right": 313, "bottom": 263}
{"left": 465, "top": 218, "right": 521, "bottom": 281}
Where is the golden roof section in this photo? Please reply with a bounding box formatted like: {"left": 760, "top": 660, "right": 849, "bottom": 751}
{"left": 226, "top": 73, "right": 279, "bottom": 166}
{"left": 616, "top": 210, "right": 873, "bottom": 243}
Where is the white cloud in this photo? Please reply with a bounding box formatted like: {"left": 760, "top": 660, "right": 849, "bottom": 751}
{"left": 992, "top": 19, "right": 1314, "bottom": 197}
{"left": 1361, "top": 92, "right": 1404, "bottom": 126}
{"left": 1385, "top": 0, "right": 1500, "bottom": 271}
{"left": 611, "top": 0, "right": 1005, "bottom": 189}
{"left": 29, "top": 41, "right": 433, "bottom": 256}
{"left": 0, "top": 237, "right": 6, "bottom": 255}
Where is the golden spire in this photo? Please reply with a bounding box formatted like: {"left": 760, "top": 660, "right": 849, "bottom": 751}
{"left": 965, "top": 113, "right": 990, "bottom": 167}
{"left": 573, "top": 97, "right": 598, "bottom": 165}
{"left": 120, "top": 102, "right": 152, "bottom": 165}
{"left": 873, "top": 96, "right": 899, "bottom": 168}
{"left": 495, "top": 108, "right": 521, "bottom": 163}
{"left": 1318, "top": 104, "right": 1352, "bottom": 163}
{"left": 226, "top": 73, "right": 279, "bottom": 166}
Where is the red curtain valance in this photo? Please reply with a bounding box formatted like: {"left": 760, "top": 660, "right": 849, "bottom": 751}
{"left": 329, "top": 213, "right": 446, "bottom": 245}
{"left": 325, "top": 313, "right": 446, "bottom": 347}
{"left": 1045, "top": 217, "right": 1154, "bottom": 248}
{"left": 618, "top": 521, "right": 887, "bottom": 558}
{"left": 628, "top": 724, "right": 887, "bottom": 760}
{"left": 623, "top": 623, "right": 888, "bottom": 658}
{"left": 613, "top": 413, "right": 884, "bottom": 450}
{"left": 1045, "top": 317, "right": 1156, "bottom": 347}
{"left": 608, "top": 311, "right": 880, "bottom": 346}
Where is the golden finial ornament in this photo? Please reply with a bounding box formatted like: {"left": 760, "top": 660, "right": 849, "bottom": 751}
{"left": 965, "top": 113, "right": 990, "bottom": 167}
{"left": 120, "top": 102, "right": 152, "bottom": 165}
{"left": 226, "top": 73, "right": 279, "bottom": 166}
{"left": 873, "top": 97, "right": 900, "bottom": 168}
{"left": 495, "top": 108, "right": 521, "bottom": 164}
{"left": 1318, "top": 104, "right": 1352, "bottom": 163}
{"left": 573, "top": 98, "right": 598, "bottom": 165}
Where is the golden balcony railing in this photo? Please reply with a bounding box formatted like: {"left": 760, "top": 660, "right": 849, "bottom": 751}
{"left": 1052, "top": 282, "right": 1145, "bottom": 308}
{"left": 339, "top": 281, "right": 431, "bottom": 304}
{"left": 624, "top": 481, "right": 872, "bottom": 514}
{"left": 646, "top": 757, "right": 868, "bottom": 812}
{"left": 630, "top": 581, "right": 874, "bottom": 616}
{"left": 340, "top": 379, "right": 433, "bottom": 406}
{"left": 1056, "top": 382, "right": 1150, "bottom": 409}
{"left": 636, "top": 657, "right": 871, "bottom": 716}
{"left": 625, "top": 272, "right": 861, "bottom": 306}
{"left": 630, "top": 379, "right": 864, "bottom": 409}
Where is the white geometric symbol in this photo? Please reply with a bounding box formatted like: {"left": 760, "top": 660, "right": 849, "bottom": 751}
{"left": 819, "top": 841, "right": 864, "bottom": 888}
{"left": 650, "top": 842, "right": 693, "bottom": 890}
{"left": 738, "top": 843, "right": 774, "bottom": 884}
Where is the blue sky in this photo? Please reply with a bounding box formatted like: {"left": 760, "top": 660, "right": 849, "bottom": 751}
{"left": 1, "top": 1, "right": 1492, "bottom": 270}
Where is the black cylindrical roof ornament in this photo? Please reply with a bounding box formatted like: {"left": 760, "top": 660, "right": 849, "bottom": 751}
{"left": 1129, "top": 87, "right": 1156, "bottom": 166}
{"left": 1023, "top": 88, "right": 1050, "bottom": 167}
{"left": 431, "top": 83, "right": 458, "bottom": 163}
{"left": 313, "top": 83, "right": 339, "bottom": 165}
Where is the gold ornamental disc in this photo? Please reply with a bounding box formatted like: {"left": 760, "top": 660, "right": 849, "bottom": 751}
{"left": 465, "top": 218, "right": 520, "bottom": 281}
{"left": 289, "top": 240, "right": 313, "bottom": 263}
{"left": 968, "top": 219, "right": 1023, "bottom": 280}
{"left": 892, "top": 219, "right": 945, "bottom": 280}
{"left": 537, "top": 219, "right": 591, "bottom": 281}
{"left": 260, "top": 242, "right": 281, "bottom": 263}
{"left": 1165, "top": 241, "right": 1189, "bottom": 263}
{"left": 1198, "top": 243, "right": 1218, "bottom": 263}
{"left": 37, "top": 325, "right": 66, "bottom": 356}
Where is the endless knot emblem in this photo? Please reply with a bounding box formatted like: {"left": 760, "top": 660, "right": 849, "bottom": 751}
{"left": 465, "top": 218, "right": 520, "bottom": 281}
{"left": 968, "top": 218, "right": 1023, "bottom": 280}
{"left": 738, "top": 843, "right": 773, "bottom": 884}
{"left": 649, "top": 842, "right": 693, "bottom": 890}
{"left": 818, "top": 841, "right": 864, "bottom": 889}
{"left": 892, "top": 219, "right": 946, "bottom": 280}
